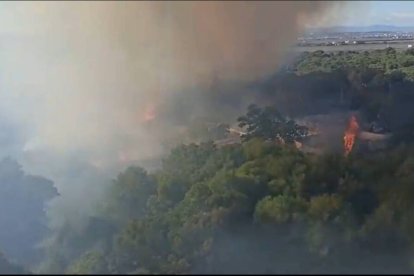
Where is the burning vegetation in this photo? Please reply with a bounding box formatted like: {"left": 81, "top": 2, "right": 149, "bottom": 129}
{"left": 344, "top": 115, "right": 359, "bottom": 157}
{"left": 3, "top": 0, "right": 414, "bottom": 274}
{"left": 143, "top": 103, "right": 156, "bottom": 123}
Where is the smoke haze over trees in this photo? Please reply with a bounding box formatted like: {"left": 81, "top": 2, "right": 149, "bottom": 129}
{"left": 0, "top": 1, "right": 348, "bottom": 242}
{"left": 33, "top": 120, "right": 414, "bottom": 274}
{"left": 3, "top": 1, "right": 414, "bottom": 275}
{"left": 0, "top": 158, "right": 56, "bottom": 272}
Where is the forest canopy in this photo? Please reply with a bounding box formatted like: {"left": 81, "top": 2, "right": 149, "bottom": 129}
{"left": 35, "top": 104, "right": 414, "bottom": 274}
{"left": 3, "top": 48, "right": 414, "bottom": 274}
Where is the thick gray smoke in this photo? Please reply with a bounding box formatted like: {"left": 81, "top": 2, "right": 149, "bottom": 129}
{"left": 0, "top": 1, "right": 352, "bottom": 225}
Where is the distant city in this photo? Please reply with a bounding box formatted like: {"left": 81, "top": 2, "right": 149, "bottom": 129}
{"left": 295, "top": 25, "right": 414, "bottom": 52}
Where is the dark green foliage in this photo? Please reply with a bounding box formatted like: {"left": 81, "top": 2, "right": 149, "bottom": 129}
{"left": 38, "top": 124, "right": 414, "bottom": 274}
{"left": 0, "top": 158, "right": 58, "bottom": 266}
{"left": 104, "top": 166, "right": 157, "bottom": 223}
{"left": 285, "top": 48, "right": 414, "bottom": 135}
{"left": 0, "top": 252, "right": 29, "bottom": 274}
{"left": 294, "top": 48, "right": 414, "bottom": 80}
{"left": 66, "top": 251, "right": 107, "bottom": 275}
{"left": 238, "top": 104, "right": 308, "bottom": 143}
{"left": 34, "top": 49, "right": 414, "bottom": 273}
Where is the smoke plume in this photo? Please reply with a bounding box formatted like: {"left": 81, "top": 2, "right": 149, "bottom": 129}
{"left": 0, "top": 1, "right": 350, "bottom": 223}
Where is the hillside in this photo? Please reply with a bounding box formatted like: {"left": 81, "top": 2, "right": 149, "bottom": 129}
{"left": 3, "top": 47, "right": 414, "bottom": 274}
{"left": 36, "top": 104, "right": 414, "bottom": 274}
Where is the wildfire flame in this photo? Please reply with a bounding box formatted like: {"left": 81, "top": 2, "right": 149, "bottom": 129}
{"left": 343, "top": 115, "right": 359, "bottom": 157}
{"left": 143, "top": 103, "right": 156, "bottom": 123}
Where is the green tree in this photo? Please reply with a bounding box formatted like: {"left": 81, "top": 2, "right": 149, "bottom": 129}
{"left": 237, "top": 104, "right": 308, "bottom": 144}
{"left": 104, "top": 166, "right": 157, "bottom": 223}
{"left": 66, "top": 251, "right": 107, "bottom": 275}
{"left": 254, "top": 195, "right": 308, "bottom": 224}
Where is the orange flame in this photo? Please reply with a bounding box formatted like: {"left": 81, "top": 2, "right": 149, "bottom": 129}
{"left": 343, "top": 115, "right": 359, "bottom": 157}
{"left": 143, "top": 103, "right": 156, "bottom": 122}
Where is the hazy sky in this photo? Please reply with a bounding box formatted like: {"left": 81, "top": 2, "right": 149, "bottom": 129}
{"left": 340, "top": 1, "right": 414, "bottom": 26}
{"left": 1, "top": 2, "right": 414, "bottom": 35}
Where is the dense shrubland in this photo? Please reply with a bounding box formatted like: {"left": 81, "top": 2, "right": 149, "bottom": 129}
{"left": 3, "top": 48, "right": 414, "bottom": 274}
{"left": 37, "top": 105, "right": 414, "bottom": 274}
